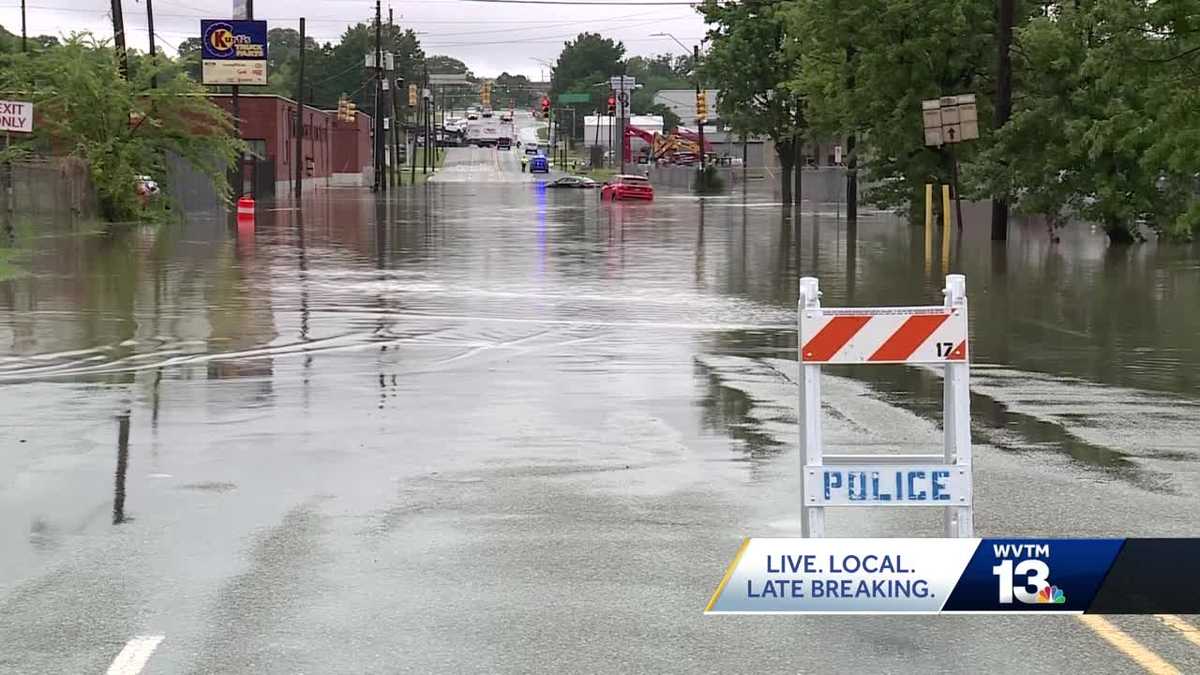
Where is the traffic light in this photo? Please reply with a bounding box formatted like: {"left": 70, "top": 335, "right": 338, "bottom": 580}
{"left": 541, "top": 96, "right": 551, "bottom": 118}
{"left": 696, "top": 89, "right": 708, "bottom": 123}
{"left": 337, "top": 97, "right": 357, "bottom": 123}
{"left": 607, "top": 94, "right": 615, "bottom": 115}
{"left": 408, "top": 84, "right": 418, "bottom": 107}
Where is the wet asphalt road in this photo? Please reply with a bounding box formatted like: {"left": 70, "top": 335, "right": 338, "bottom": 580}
{"left": 1, "top": 150, "right": 1200, "bottom": 673}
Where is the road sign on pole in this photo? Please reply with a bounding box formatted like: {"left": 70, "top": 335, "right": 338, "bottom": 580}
{"left": 557, "top": 92, "right": 590, "bottom": 104}
{"left": 922, "top": 93, "right": 978, "bottom": 147}
{"left": 798, "top": 274, "right": 974, "bottom": 537}
{"left": 200, "top": 20, "right": 267, "bottom": 85}
{"left": 0, "top": 100, "right": 33, "bottom": 133}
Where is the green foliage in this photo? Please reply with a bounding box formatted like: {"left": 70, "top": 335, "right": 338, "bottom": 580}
{"left": 262, "top": 23, "right": 425, "bottom": 112}
{"left": 494, "top": 72, "right": 537, "bottom": 109}
{"left": 700, "top": 0, "right": 803, "bottom": 200}
{"left": 0, "top": 34, "right": 242, "bottom": 222}
{"left": 550, "top": 33, "right": 626, "bottom": 136}
{"left": 646, "top": 103, "right": 681, "bottom": 133}
{"left": 693, "top": 164, "right": 725, "bottom": 194}
{"left": 697, "top": 0, "right": 1200, "bottom": 241}
{"left": 983, "top": 0, "right": 1200, "bottom": 242}
{"left": 626, "top": 54, "right": 693, "bottom": 113}
{"left": 781, "top": 0, "right": 995, "bottom": 210}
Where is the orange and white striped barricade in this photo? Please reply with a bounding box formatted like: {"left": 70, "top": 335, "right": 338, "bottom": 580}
{"left": 798, "top": 274, "right": 972, "bottom": 538}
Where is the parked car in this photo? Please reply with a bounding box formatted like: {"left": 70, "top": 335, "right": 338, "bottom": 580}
{"left": 547, "top": 176, "right": 598, "bottom": 189}
{"left": 601, "top": 174, "right": 654, "bottom": 201}
{"left": 529, "top": 155, "right": 550, "bottom": 174}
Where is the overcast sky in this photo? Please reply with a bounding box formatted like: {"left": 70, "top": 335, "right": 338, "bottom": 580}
{"left": 0, "top": 0, "right": 707, "bottom": 80}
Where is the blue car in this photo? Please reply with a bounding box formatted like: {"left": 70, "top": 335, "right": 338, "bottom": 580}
{"left": 530, "top": 155, "right": 549, "bottom": 174}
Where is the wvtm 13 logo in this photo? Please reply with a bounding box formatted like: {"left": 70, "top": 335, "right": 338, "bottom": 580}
{"left": 991, "top": 543, "right": 1066, "bottom": 605}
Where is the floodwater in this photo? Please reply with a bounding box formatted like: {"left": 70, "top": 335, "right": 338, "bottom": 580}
{"left": 1, "top": 179, "right": 1199, "bottom": 673}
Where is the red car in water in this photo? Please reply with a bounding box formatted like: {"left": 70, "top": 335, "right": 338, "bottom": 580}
{"left": 601, "top": 174, "right": 654, "bottom": 201}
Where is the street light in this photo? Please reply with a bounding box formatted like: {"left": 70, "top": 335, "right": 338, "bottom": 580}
{"left": 652, "top": 33, "right": 708, "bottom": 185}
{"left": 650, "top": 32, "right": 690, "bottom": 53}
{"left": 529, "top": 57, "right": 553, "bottom": 84}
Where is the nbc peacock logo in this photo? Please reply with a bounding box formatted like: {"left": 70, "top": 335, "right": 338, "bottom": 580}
{"left": 1037, "top": 585, "right": 1066, "bottom": 604}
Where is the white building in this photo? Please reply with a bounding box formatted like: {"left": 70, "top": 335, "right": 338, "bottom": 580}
{"left": 582, "top": 115, "right": 664, "bottom": 148}
{"left": 653, "top": 89, "right": 720, "bottom": 125}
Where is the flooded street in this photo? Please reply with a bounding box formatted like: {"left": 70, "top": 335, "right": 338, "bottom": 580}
{"left": 2, "top": 177, "right": 1199, "bottom": 673}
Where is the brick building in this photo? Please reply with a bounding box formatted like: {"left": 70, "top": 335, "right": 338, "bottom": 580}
{"left": 209, "top": 94, "right": 373, "bottom": 196}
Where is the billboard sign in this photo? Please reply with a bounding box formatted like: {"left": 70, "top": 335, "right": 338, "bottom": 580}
{"left": 200, "top": 20, "right": 268, "bottom": 85}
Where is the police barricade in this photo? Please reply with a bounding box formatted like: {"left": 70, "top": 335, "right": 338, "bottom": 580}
{"left": 798, "top": 274, "right": 972, "bottom": 538}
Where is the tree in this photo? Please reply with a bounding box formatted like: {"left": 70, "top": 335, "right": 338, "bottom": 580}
{"left": 627, "top": 53, "right": 692, "bottom": 114}
{"left": 701, "top": 0, "right": 804, "bottom": 204}
{"left": 0, "top": 34, "right": 241, "bottom": 221}
{"left": 646, "top": 103, "right": 681, "bottom": 133}
{"left": 494, "top": 72, "right": 536, "bottom": 109}
{"left": 550, "top": 33, "right": 626, "bottom": 137}
{"left": 0, "top": 24, "right": 58, "bottom": 52}
{"left": 782, "top": 0, "right": 995, "bottom": 215}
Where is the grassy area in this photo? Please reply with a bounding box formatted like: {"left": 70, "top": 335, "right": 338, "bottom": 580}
{"left": 536, "top": 126, "right": 550, "bottom": 142}
{"left": 394, "top": 147, "right": 446, "bottom": 185}
{"left": 0, "top": 247, "right": 30, "bottom": 281}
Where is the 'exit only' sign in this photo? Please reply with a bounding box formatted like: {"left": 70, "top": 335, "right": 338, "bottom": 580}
{"left": 0, "top": 100, "right": 33, "bottom": 133}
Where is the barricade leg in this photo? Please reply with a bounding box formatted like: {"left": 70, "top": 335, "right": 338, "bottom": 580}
{"left": 798, "top": 277, "right": 825, "bottom": 538}
{"left": 943, "top": 274, "right": 973, "bottom": 537}
{"left": 800, "top": 362, "right": 824, "bottom": 538}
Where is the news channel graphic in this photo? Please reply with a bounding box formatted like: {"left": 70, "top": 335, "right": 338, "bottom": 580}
{"left": 705, "top": 538, "right": 1200, "bottom": 614}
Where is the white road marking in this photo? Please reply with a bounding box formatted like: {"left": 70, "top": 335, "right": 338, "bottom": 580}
{"left": 106, "top": 635, "right": 165, "bottom": 675}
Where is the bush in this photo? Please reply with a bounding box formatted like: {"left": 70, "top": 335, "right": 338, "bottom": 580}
{"left": 0, "top": 34, "right": 242, "bottom": 221}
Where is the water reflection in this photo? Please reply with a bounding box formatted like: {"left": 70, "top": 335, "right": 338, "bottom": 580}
{"left": 112, "top": 411, "right": 130, "bottom": 525}
{"left": 0, "top": 186, "right": 1196, "bottom": 483}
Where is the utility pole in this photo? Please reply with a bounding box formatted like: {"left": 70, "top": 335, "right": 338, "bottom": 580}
{"left": 110, "top": 0, "right": 129, "bottom": 79}
{"left": 294, "top": 17, "right": 305, "bottom": 200}
{"left": 146, "top": 0, "right": 157, "bottom": 88}
{"left": 388, "top": 8, "right": 399, "bottom": 188}
{"left": 991, "top": 0, "right": 1014, "bottom": 241}
{"left": 410, "top": 81, "right": 418, "bottom": 185}
{"left": 392, "top": 75, "right": 403, "bottom": 187}
{"left": 373, "top": 0, "right": 384, "bottom": 192}
{"left": 21, "top": 0, "right": 27, "bottom": 52}
{"left": 694, "top": 44, "right": 705, "bottom": 185}
{"left": 845, "top": 43, "right": 858, "bottom": 224}
{"left": 230, "top": 0, "right": 254, "bottom": 199}
{"left": 423, "top": 67, "right": 430, "bottom": 175}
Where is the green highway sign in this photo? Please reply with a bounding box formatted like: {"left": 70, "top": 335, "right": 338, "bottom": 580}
{"left": 557, "top": 93, "right": 590, "bottom": 104}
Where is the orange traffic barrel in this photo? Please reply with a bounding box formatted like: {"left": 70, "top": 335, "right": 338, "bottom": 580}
{"left": 236, "top": 196, "right": 255, "bottom": 226}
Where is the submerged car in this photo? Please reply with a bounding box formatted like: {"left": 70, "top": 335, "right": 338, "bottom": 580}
{"left": 547, "top": 176, "right": 598, "bottom": 189}
{"left": 529, "top": 155, "right": 550, "bottom": 174}
{"left": 600, "top": 174, "right": 654, "bottom": 201}
{"left": 524, "top": 144, "right": 540, "bottom": 156}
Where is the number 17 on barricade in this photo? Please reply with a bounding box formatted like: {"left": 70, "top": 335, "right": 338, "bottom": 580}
{"left": 797, "top": 274, "right": 973, "bottom": 538}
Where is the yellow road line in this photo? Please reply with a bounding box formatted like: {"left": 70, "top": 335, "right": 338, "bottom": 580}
{"left": 1155, "top": 614, "right": 1200, "bottom": 649}
{"left": 704, "top": 537, "right": 750, "bottom": 613}
{"left": 1077, "top": 615, "right": 1180, "bottom": 675}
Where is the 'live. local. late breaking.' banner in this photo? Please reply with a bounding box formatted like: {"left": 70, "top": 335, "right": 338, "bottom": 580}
{"left": 706, "top": 538, "right": 1200, "bottom": 614}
